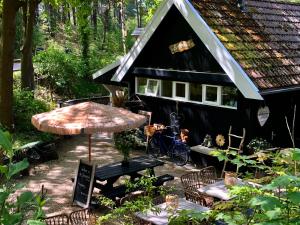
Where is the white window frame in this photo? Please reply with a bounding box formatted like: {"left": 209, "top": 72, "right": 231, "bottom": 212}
{"left": 172, "top": 81, "right": 189, "bottom": 101}
{"left": 188, "top": 83, "right": 203, "bottom": 103}
{"left": 203, "top": 84, "right": 221, "bottom": 105}
{"left": 134, "top": 77, "right": 237, "bottom": 110}
{"left": 160, "top": 80, "right": 173, "bottom": 98}
{"left": 135, "top": 77, "right": 148, "bottom": 95}
{"left": 146, "top": 79, "right": 160, "bottom": 96}
{"left": 221, "top": 86, "right": 238, "bottom": 108}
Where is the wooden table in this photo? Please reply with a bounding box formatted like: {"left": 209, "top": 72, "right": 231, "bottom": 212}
{"left": 135, "top": 198, "right": 210, "bottom": 225}
{"left": 94, "top": 156, "right": 164, "bottom": 190}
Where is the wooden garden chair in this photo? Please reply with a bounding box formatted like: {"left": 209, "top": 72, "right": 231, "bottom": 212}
{"left": 181, "top": 166, "right": 219, "bottom": 206}
{"left": 44, "top": 214, "right": 69, "bottom": 225}
{"left": 69, "top": 209, "right": 97, "bottom": 225}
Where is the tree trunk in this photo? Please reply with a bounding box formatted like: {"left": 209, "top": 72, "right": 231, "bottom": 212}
{"left": 72, "top": 7, "right": 76, "bottom": 26}
{"left": 92, "top": 0, "right": 98, "bottom": 39}
{"left": 0, "top": 0, "right": 22, "bottom": 131}
{"left": 101, "top": 0, "right": 110, "bottom": 49}
{"left": 21, "top": 0, "right": 37, "bottom": 90}
{"left": 120, "top": 0, "right": 127, "bottom": 54}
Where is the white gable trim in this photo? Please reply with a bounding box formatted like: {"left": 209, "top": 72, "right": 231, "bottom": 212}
{"left": 112, "top": 0, "right": 263, "bottom": 100}
{"left": 92, "top": 57, "right": 124, "bottom": 80}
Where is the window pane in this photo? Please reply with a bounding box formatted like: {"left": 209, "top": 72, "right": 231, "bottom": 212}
{"left": 161, "top": 80, "right": 172, "bottom": 97}
{"left": 146, "top": 80, "right": 159, "bottom": 95}
{"left": 175, "top": 83, "right": 186, "bottom": 98}
{"left": 222, "top": 87, "right": 237, "bottom": 107}
{"left": 190, "top": 83, "right": 202, "bottom": 102}
{"left": 205, "top": 86, "right": 218, "bottom": 102}
{"left": 137, "top": 77, "right": 147, "bottom": 94}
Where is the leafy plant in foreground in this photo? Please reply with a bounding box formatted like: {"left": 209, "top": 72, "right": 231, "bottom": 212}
{"left": 0, "top": 129, "right": 46, "bottom": 225}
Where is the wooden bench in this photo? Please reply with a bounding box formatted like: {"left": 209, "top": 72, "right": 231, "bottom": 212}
{"left": 190, "top": 145, "right": 215, "bottom": 167}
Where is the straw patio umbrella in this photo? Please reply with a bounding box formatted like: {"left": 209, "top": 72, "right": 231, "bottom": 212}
{"left": 31, "top": 102, "right": 146, "bottom": 162}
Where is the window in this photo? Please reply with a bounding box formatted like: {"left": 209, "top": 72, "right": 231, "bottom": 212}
{"left": 136, "top": 77, "right": 147, "bottom": 94}
{"left": 189, "top": 83, "right": 202, "bottom": 102}
{"left": 222, "top": 87, "right": 238, "bottom": 107}
{"left": 135, "top": 77, "right": 237, "bottom": 109}
{"left": 173, "top": 82, "right": 188, "bottom": 100}
{"left": 204, "top": 85, "right": 219, "bottom": 104}
{"left": 146, "top": 79, "right": 159, "bottom": 96}
{"left": 161, "top": 80, "right": 172, "bottom": 98}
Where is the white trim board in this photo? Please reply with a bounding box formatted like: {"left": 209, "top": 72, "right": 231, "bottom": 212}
{"left": 111, "top": 0, "right": 263, "bottom": 100}
{"left": 92, "top": 56, "right": 124, "bottom": 80}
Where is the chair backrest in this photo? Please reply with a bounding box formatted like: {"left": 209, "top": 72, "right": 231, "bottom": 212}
{"left": 44, "top": 214, "right": 69, "bottom": 225}
{"left": 69, "top": 209, "right": 96, "bottom": 225}
{"left": 181, "top": 171, "right": 203, "bottom": 191}
{"left": 228, "top": 126, "right": 246, "bottom": 152}
{"left": 199, "top": 166, "right": 218, "bottom": 185}
{"left": 170, "top": 112, "right": 180, "bottom": 136}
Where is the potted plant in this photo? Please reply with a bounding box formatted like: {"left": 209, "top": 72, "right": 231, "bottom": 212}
{"left": 114, "top": 130, "right": 144, "bottom": 166}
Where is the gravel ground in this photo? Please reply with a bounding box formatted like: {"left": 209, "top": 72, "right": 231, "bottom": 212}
{"left": 14, "top": 133, "right": 200, "bottom": 218}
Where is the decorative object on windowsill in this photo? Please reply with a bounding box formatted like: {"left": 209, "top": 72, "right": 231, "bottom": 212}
{"left": 224, "top": 171, "right": 238, "bottom": 186}
{"left": 201, "top": 134, "right": 213, "bottom": 148}
{"left": 180, "top": 129, "right": 189, "bottom": 143}
{"left": 216, "top": 134, "right": 226, "bottom": 148}
{"left": 257, "top": 106, "right": 270, "bottom": 127}
{"left": 112, "top": 90, "right": 127, "bottom": 108}
{"left": 165, "top": 194, "right": 179, "bottom": 211}
{"left": 169, "top": 39, "right": 195, "bottom": 54}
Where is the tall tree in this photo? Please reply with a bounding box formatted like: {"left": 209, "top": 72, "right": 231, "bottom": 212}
{"left": 77, "top": 0, "right": 92, "bottom": 77}
{"left": 119, "top": 0, "right": 127, "bottom": 54}
{"left": 92, "top": 0, "right": 98, "bottom": 39}
{"left": 21, "top": 0, "right": 39, "bottom": 90}
{"left": 0, "top": 0, "right": 23, "bottom": 130}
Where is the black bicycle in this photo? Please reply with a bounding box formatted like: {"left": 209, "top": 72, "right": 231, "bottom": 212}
{"left": 148, "top": 127, "right": 190, "bottom": 166}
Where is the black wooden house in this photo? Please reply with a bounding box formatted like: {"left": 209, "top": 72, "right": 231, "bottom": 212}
{"left": 93, "top": 0, "right": 300, "bottom": 148}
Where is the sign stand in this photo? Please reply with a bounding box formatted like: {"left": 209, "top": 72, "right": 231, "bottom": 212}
{"left": 72, "top": 160, "right": 96, "bottom": 208}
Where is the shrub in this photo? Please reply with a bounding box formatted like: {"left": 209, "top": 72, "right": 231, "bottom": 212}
{"left": 13, "top": 89, "right": 50, "bottom": 132}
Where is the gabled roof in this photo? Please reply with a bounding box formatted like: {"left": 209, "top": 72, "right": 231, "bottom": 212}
{"left": 111, "top": 0, "right": 263, "bottom": 100}
{"left": 192, "top": 0, "right": 300, "bottom": 91}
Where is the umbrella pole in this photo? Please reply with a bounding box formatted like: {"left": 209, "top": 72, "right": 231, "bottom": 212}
{"left": 88, "top": 134, "right": 92, "bottom": 162}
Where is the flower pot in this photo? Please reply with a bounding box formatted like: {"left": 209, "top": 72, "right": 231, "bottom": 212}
{"left": 165, "top": 194, "right": 179, "bottom": 211}
{"left": 224, "top": 171, "right": 238, "bottom": 186}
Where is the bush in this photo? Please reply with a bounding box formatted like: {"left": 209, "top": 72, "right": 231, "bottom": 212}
{"left": 34, "top": 43, "right": 108, "bottom": 98}
{"left": 13, "top": 89, "right": 50, "bottom": 132}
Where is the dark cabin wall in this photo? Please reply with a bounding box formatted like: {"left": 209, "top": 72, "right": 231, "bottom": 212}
{"left": 249, "top": 91, "right": 300, "bottom": 147}
{"left": 123, "top": 5, "right": 300, "bottom": 149}
{"left": 132, "top": 6, "right": 224, "bottom": 73}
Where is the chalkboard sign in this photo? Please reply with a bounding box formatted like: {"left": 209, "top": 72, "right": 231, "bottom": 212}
{"left": 72, "top": 160, "right": 96, "bottom": 208}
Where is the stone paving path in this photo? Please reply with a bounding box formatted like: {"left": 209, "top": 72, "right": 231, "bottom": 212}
{"left": 17, "top": 133, "right": 200, "bottom": 217}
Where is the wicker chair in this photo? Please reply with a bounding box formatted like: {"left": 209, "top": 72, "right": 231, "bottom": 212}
{"left": 44, "top": 214, "right": 69, "bottom": 225}
{"left": 181, "top": 166, "right": 219, "bottom": 207}
{"left": 69, "top": 209, "right": 97, "bottom": 225}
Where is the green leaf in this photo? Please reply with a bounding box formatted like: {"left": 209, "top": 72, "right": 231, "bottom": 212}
{"left": 7, "top": 159, "right": 29, "bottom": 179}
{"left": 18, "top": 191, "right": 34, "bottom": 206}
{"left": 0, "top": 192, "right": 9, "bottom": 205}
{"left": 265, "top": 208, "right": 282, "bottom": 220}
{"left": 0, "top": 165, "right": 8, "bottom": 176}
{"left": 287, "top": 192, "right": 300, "bottom": 204}
{"left": 27, "top": 220, "right": 46, "bottom": 225}
{"left": 292, "top": 148, "right": 300, "bottom": 161}
{"left": 250, "top": 196, "right": 282, "bottom": 211}
{"left": 0, "top": 130, "right": 13, "bottom": 158}
{"left": 2, "top": 212, "right": 22, "bottom": 225}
